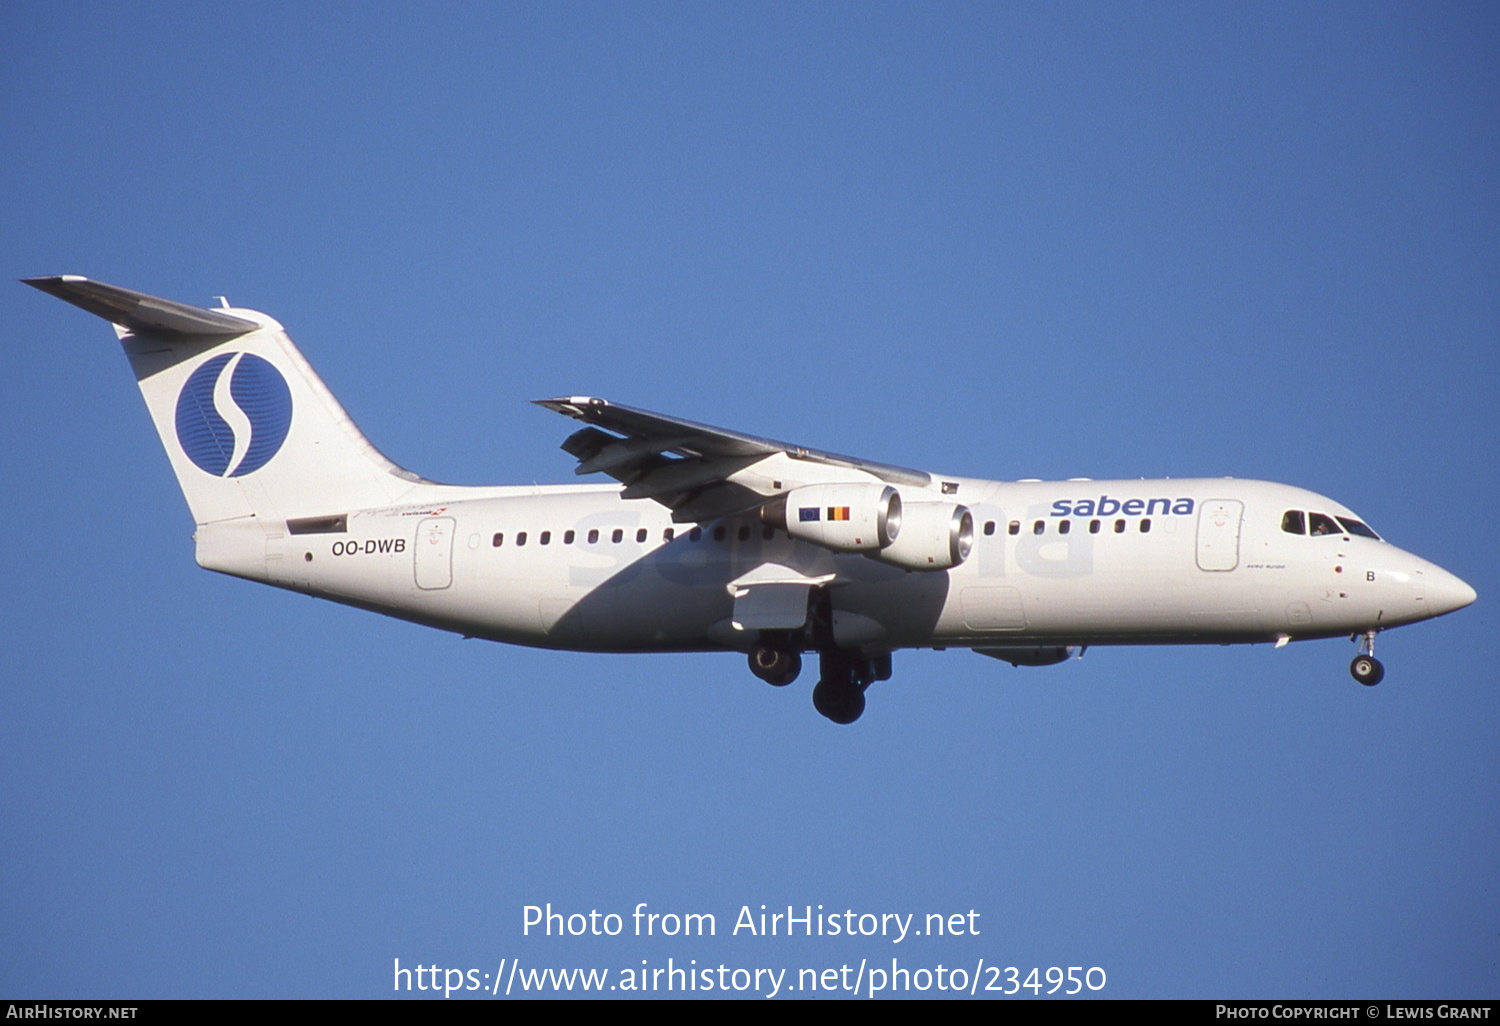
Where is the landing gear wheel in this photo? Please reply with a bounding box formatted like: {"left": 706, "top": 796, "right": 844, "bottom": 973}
{"left": 749, "top": 644, "right": 801, "bottom": 686}
{"left": 1350, "top": 655, "right": 1384, "bottom": 686}
{"left": 812, "top": 680, "right": 866, "bottom": 724}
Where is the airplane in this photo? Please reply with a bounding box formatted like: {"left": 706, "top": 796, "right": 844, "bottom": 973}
{"left": 24, "top": 275, "right": 1477, "bottom": 723}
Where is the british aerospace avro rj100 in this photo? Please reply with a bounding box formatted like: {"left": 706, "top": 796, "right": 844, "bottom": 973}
{"left": 26, "top": 276, "right": 1477, "bottom": 723}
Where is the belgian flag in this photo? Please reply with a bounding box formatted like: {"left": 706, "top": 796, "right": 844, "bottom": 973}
{"left": 828, "top": 507, "right": 851, "bottom": 521}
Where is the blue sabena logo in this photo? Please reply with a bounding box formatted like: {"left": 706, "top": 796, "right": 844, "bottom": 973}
{"left": 174, "top": 352, "right": 292, "bottom": 477}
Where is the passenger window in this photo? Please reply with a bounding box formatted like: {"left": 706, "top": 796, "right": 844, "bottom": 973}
{"left": 1008, "top": 521, "right": 1020, "bottom": 536}
{"left": 663, "top": 528, "right": 675, "bottom": 542}
{"left": 1114, "top": 519, "right": 1125, "bottom": 533}
{"left": 1308, "top": 513, "right": 1340, "bottom": 537}
{"left": 689, "top": 527, "right": 702, "bottom": 542}
{"left": 983, "top": 521, "right": 995, "bottom": 536}
{"left": 1140, "top": 519, "right": 1151, "bottom": 533}
{"left": 636, "top": 528, "right": 648, "bottom": 543}
{"left": 492, "top": 532, "right": 504, "bottom": 547}
{"left": 1281, "top": 510, "right": 1306, "bottom": 535}
{"left": 516, "top": 532, "right": 527, "bottom": 547}
{"left": 1059, "top": 519, "right": 1071, "bottom": 535}
{"left": 738, "top": 526, "right": 750, "bottom": 542}
{"left": 1033, "top": 520, "right": 1045, "bottom": 535}
{"left": 1089, "top": 519, "right": 1100, "bottom": 534}
{"left": 612, "top": 528, "right": 624, "bottom": 543}
{"left": 762, "top": 525, "right": 775, "bottom": 541}
{"left": 713, "top": 526, "right": 727, "bottom": 542}
{"left": 563, "top": 530, "right": 575, "bottom": 545}
{"left": 587, "top": 529, "right": 599, "bottom": 544}
{"left": 540, "top": 531, "right": 551, "bottom": 545}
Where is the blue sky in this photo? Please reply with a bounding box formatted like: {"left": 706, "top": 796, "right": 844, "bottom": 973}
{"left": 3, "top": 1, "right": 1496, "bottom": 999}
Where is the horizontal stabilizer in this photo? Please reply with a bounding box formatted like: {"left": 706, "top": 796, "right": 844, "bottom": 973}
{"left": 22, "top": 276, "right": 259, "bottom": 340}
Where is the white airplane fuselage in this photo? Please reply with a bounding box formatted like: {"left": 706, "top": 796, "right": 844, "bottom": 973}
{"left": 200, "top": 476, "right": 1466, "bottom": 654}
{"left": 25, "top": 275, "right": 1475, "bottom": 722}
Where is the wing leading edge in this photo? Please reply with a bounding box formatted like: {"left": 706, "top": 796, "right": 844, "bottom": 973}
{"left": 534, "top": 396, "right": 932, "bottom": 523}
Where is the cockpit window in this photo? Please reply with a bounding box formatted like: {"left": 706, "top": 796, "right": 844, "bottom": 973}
{"left": 1281, "top": 510, "right": 1306, "bottom": 535}
{"left": 1336, "top": 516, "right": 1380, "bottom": 540}
{"left": 1308, "top": 512, "right": 1341, "bottom": 537}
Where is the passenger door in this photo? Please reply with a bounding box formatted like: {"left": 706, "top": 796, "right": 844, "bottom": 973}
{"left": 1196, "top": 500, "right": 1243, "bottom": 572}
{"left": 414, "top": 516, "right": 456, "bottom": 590}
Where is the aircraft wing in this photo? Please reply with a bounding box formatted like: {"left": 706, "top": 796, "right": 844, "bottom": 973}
{"left": 534, "top": 396, "right": 932, "bottom": 523}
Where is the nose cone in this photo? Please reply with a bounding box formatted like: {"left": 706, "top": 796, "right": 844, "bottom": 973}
{"left": 1428, "top": 567, "right": 1478, "bottom": 618}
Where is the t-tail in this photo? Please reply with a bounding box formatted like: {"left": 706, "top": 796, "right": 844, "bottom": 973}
{"left": 24, "top": 276, "right": 441, "bottom": 579}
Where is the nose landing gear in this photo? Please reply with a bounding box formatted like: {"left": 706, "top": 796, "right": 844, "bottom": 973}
{"left": 1350, "top": 631, "right": 1385, "bottom": 686}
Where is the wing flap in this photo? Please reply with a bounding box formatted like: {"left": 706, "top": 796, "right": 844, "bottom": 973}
{"left": 618, "top": 454, "right": 762, "bottom": 502}
{"left": 667, "top": 482, "right": 769, "bottom": 523}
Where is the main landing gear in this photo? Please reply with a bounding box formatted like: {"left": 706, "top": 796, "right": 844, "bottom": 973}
{"left": 1350, "top": 630, "right": 1385, "bottom": 687}
{"left": 747, "top": 590, "right": 892, "bottom": 722}
{"left": 810, "top": 650, "right": 891, "bottom": 725}
{"left": 748, "top": 638, "right": 892, "bottom": 724}
{"left": 748, "top": 637, "right": 802, "bottom": 687}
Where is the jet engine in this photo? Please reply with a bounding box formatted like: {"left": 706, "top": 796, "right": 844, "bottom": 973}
{"left": 761, "top": 483, "right": 901, "bottom": 552}
{"left": 871, "top": 501, "right": 973, "bottom": 571}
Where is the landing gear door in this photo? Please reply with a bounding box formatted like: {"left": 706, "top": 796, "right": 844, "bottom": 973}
{"left": 726, "top": 563, "right": 836, "bottom": 631}
{"left": 731, "top": 583, "right": 813, "bottom": 631}
{"left": 1196, "top": 500, "right": 1243, "bottom": 572}
{"left": 414, "top": 516, "right": 456, "bottom": 590}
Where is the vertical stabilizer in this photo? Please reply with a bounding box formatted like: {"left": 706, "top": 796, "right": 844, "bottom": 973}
{"left": 24, "top": 276, "right": 422, "bottom": 526}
